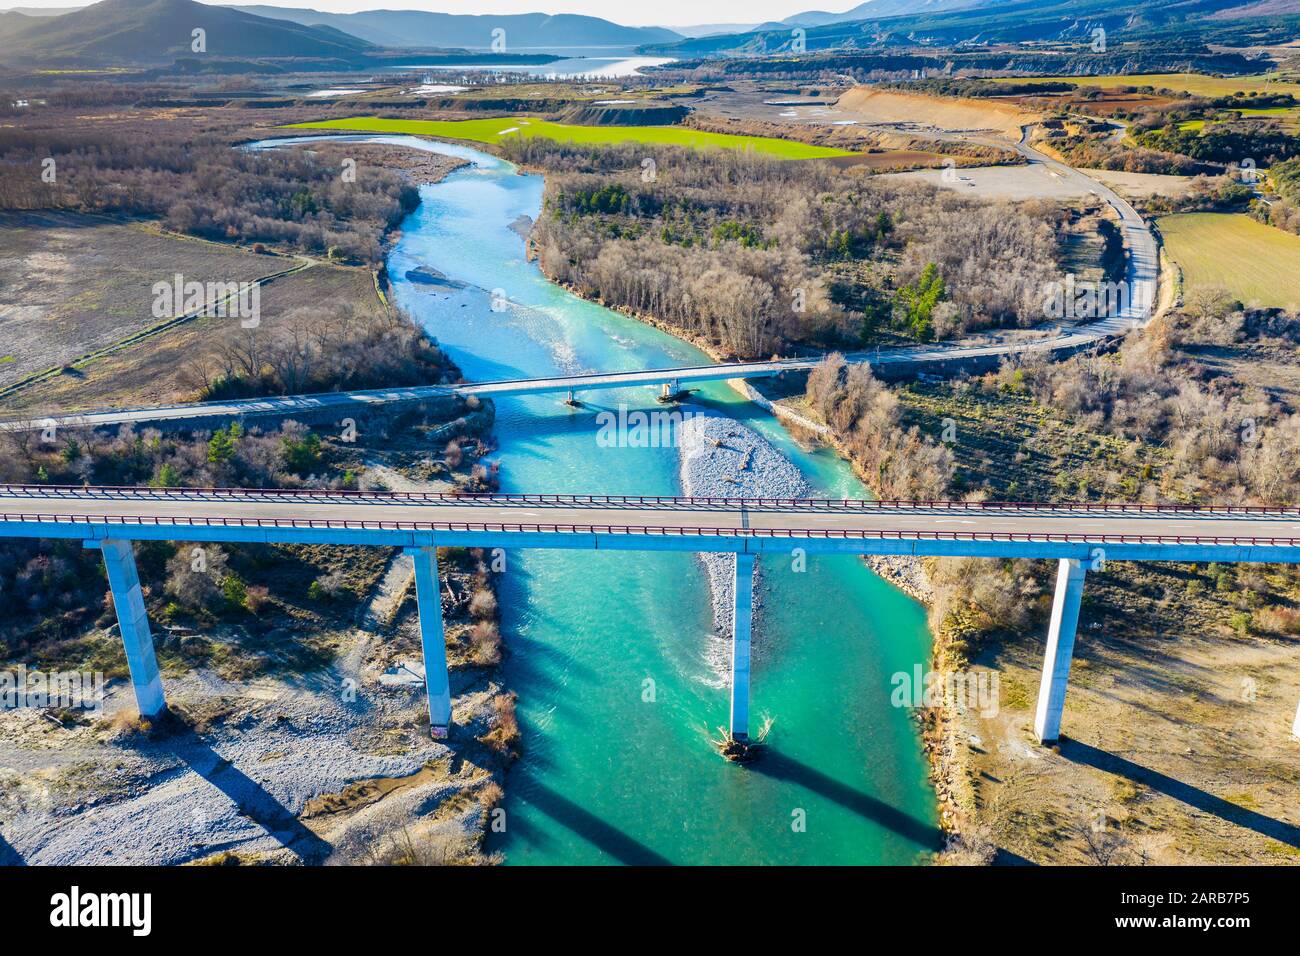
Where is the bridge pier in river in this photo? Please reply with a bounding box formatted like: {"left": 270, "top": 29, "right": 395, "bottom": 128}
{"left": 1033, "top": 557, "right": 1089, "bottom": 743}
{"left": 659, "top": 379, "right": 683, "bottom": 403}
{"left": 730, "top": 553, "right": 757, "bottom": 742}
{"left": 408, "top": 546, "right": 452, "bottom": 739}
{"left": 89, "top": 539, "right": 166, "bottom": 719}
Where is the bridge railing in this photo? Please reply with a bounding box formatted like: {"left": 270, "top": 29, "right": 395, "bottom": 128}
{"left": 4, "top": 483, "right": 1300, "bottom": 517}
{"left": 5, "top": 510, "right": 1300, "bottom": 548}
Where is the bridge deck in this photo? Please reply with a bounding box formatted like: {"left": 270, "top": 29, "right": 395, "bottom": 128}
{"left": 4, "top": 486, "right": 1300, "bottom": 562}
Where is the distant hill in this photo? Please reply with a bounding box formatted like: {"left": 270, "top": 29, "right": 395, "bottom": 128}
{"left": 652, "top": 0, "right": 994, "bottom": 37}
{"left": 0, "top": 11, "right": 37, "bottom": 60}
{"left": 644, "top": 0, "right": 1300, "bottom": 56}
{"left": 3, "top": 5, "right": 83, "bottom": 13}
{"left": 782, "top": 0, "right": 987, "bottom": 27}
{"left": 1210, "top": 0, "right": 1300, "bottom": 14}
{"left": 668, "top": 22, "right": 764, "bottom": 38}
{"left": 235, "top": 6, "right": 684, "bottom": 49}
{"left": 0, "top": 0, "right": 377, "bottom": 66}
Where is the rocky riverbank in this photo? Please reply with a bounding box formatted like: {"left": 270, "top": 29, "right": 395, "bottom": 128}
{"left": 0, "top": 494, "right": 513, "bottom": 866}
{"left": 677, "top": 412, "right": 811, "bottom": 681}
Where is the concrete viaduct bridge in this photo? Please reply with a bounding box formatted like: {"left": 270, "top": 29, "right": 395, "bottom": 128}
{"left": 3, "top": 484, "right": 1299, "bottom": 745}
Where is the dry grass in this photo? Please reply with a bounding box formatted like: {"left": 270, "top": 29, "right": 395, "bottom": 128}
{"left": 477, "top": 693, "right": 520, "bottom": 757}
{"left": 995, "top": 73, "right": 1300, "bottom": 99}
{"left": 1, "top": 257, "right": 387, "bottom": 415}
{"left": 1159, "top": 213, "right": 1300, "bottom": 311}
{"left": 469, "top": 621, "right": 502, "bottom": 666}
{"left": 0, "top": 211, "right": 275, "bottom": 389}
{"left": 899, "top": 369, "right": 1300, "bottom": 864}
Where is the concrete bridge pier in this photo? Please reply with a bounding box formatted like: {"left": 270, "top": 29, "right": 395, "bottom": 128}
{"left": 564, "top": 389, "right": 579, "bottom": 407}
{"left": 730, "top": 552, "right": 757, "bottom": 742}
{"left": 408, "top": 546, "right": 452, "bottom": 739}
{"left": 88, "top": 538, "right": 166, "bottom": 719}
{"left": 1034, "top": 557, "right": 1089, "bottom": 744}
{"left": 658, "top": 378, "right": 682, "bottom": 403}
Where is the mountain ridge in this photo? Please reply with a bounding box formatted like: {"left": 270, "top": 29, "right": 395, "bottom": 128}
{"left": 643, "top": 0, "right": 1299, "bottom": 55}
{"left": 0, "top": 0, "right": 379, "bottom": 65}
{"left": 233, "top": 6, "right": 684, "bottom": 49}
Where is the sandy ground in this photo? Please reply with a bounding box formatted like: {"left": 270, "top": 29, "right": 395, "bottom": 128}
{"left": 882, "top": 164, "right": 1100, "bottom": 201}
{"left": 0, "top": 459, "right": 505, "bottom": 866}
{"left": 0, "top": 664, "right": 445, "bottom": 865}
{"left": 833, "top": 88, "right": 1040, "bottom": 140}
{"left": 1080, "top": 169, "right": 1199, "bottom": 200}
{"left": 690, "top": 87, "right": 859, "bottom": 127}
{"left": 955, "top": 599, "right": 1300, "bottom": 865}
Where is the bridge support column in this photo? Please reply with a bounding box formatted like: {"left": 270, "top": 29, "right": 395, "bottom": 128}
{"left": 409, "top": 546, "right": 452, "bottom": 739}
{"left": 91, "top": 539, "right": 166, "bottom": 719}
{"left": 659, "top": 378, "right": 682, "bottom": 402}
{"left": 730, "top": 552, "right": 757, "bottom": 742}
{"left": 564, "top": 389, "right": 578, "bottom": 406}
{"left": 1034, "top": 557, "right": 1088, "bottom": 744}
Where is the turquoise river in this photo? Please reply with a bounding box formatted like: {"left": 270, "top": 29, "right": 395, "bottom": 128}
{"left": 262, "top": 134, "right": 941, "bottom": 864}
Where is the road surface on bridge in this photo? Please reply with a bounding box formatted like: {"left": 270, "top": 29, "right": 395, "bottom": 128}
{"left": 4, "top": 486, "right": 1298, "bottom": 550}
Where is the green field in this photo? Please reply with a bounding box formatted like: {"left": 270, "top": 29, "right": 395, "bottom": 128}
{"left": 1180, "top": 106, "right": 1300, "bottom": 135}
{"left": 1159, "top": 213, "right": 1300, "bottom": 310}
{"left": 285, "top": 116, "right": 857, "bottom": 159}
{"left": 996, "top": 73, "right": 1300, "bottom": 98}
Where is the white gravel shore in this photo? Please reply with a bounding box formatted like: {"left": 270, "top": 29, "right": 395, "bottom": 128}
{"left": 677, "top": 411, "right": 811, "bottom": 682}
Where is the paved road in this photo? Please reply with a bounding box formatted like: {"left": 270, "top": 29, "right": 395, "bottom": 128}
{"left": 1010, "top": 130, "right": 1159, "bottom": 333}
{"left": 4, "top": 486, "right": 1298, "bottom": 548}
{"left": 0, "top": 132, "right": 1159, "bottom": 434}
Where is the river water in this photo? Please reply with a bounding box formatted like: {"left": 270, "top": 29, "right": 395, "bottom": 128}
{"left": 256, "top": 134, "right": 941, "bottom": 864}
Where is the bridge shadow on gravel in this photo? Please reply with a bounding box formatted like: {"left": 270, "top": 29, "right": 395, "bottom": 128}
{"left": 521, "top": 781, "right": 673, "bottom": 866}
{"left": 752, "top": 750, "right": 944, "bottom": 853}
{"left": 0, "top": 829, "right": 24, "bottom": 865}
{"left": 1059, "top": 738, "right": 1300, "bottom": 848}
{"left": 170, "top": 724, "right": 333, "bottom": 863}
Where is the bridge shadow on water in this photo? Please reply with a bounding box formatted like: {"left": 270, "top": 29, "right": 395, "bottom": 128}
{"left": 168, "top": 722, "right": 333, "bottom": 863}
{"left": 1059, "top": 737, "right": 1300, "bottom": 848}
{"left": 518, "top": 780, "right": 673, "bottom": 866}
{"left": 751, "top": 749, "right": 945, "bottom": 854}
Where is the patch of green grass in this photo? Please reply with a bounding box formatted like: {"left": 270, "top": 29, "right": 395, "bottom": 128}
{"left": 1158, "top": 213, "right": 1300, "bottom": 310}
{"left": 1112, "top": 777, "right": 1141, "bottom": 804}
{"left": 1180, "top": 108, "right": 1300, "bottom": 135}
{"left": 1225, "top": 791, "right": 1260, "bottom": 810}
{"left": 1001, "top": 674, "right": 1032, "bottom": 710}
{"left": 284, "top": 116, "right": 857, "bottom": 159}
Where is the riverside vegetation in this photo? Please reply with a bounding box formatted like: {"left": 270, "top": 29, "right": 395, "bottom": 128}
{"left": 0, "top": 124, "right": 418, "bottom": 265}
{"left": 513, "top": 137, "right": 1069, "bottom": 355}
{"left": 797, "top": 293, "right": 1300, "bottom": 863}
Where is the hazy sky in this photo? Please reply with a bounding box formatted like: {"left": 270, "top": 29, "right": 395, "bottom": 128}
{"left": 9, "top": 0, "right": 828, "bottom": 28}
